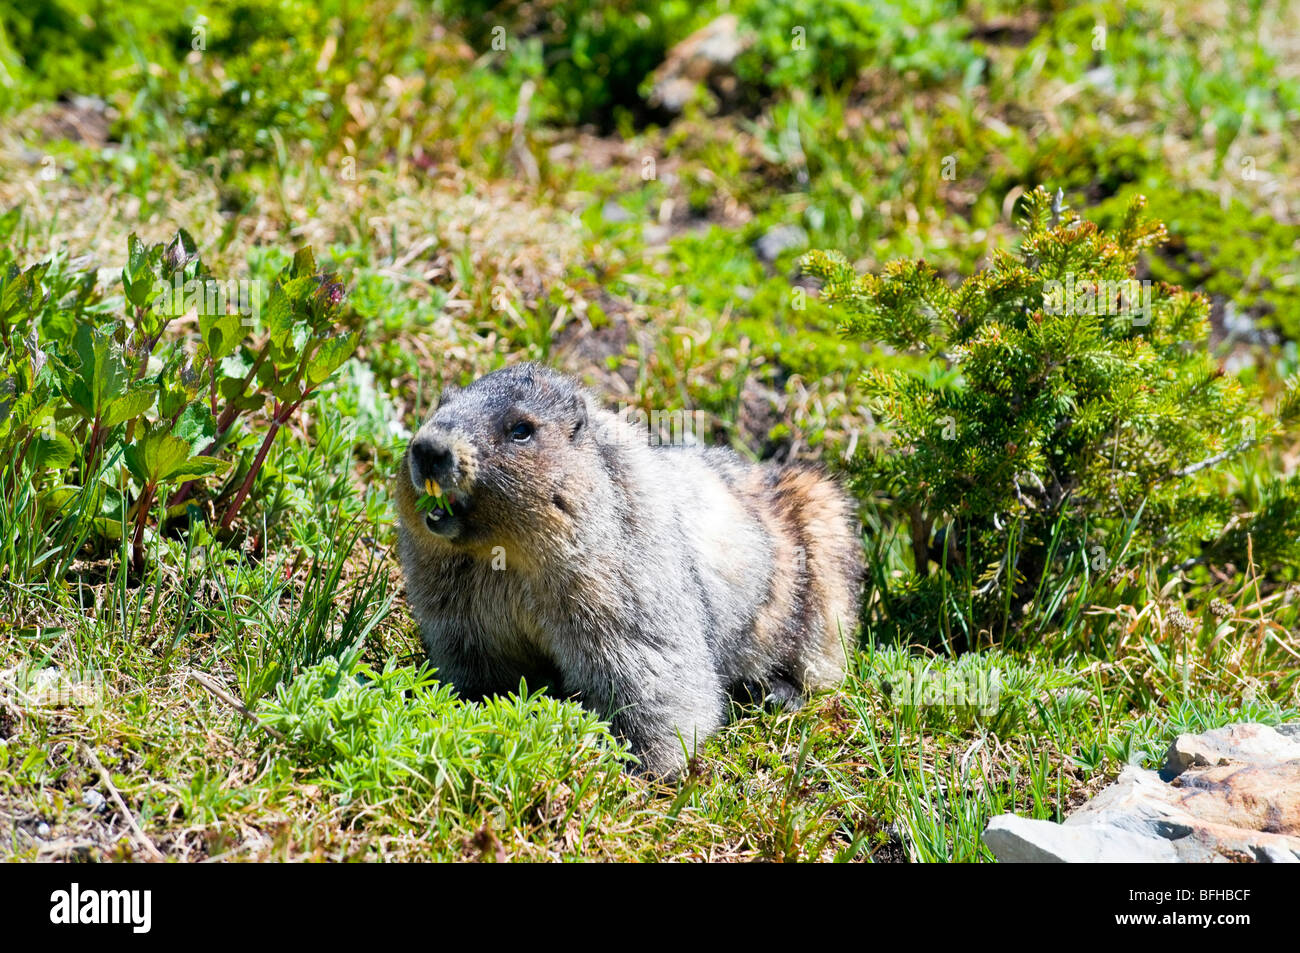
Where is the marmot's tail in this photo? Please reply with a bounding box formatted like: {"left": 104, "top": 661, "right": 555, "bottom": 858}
{"left": 769, "top": 465, "right": 863, "bottom": 689}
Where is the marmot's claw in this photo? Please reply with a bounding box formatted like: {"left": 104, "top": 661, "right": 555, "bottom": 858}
{"left": 763, "top": 679, "right": 805, "bottom": 713}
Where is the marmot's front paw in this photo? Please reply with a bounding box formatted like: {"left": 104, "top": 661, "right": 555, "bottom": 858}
{"left": 733, "top": 676, "right": 806, "bottom": 712}
{"left": 762, "top": 677, "right": 805, "bottom": 713}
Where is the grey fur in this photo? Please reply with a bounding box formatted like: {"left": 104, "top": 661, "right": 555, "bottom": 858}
{"left": 395, "top": 364, "right": 861, "bottom": 776}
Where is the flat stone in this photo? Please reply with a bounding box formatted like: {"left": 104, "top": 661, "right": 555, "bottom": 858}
{"left": 1163, "top": 722, "right": 1300, "bottom": 777}
{"left": 984, "top": 813, "right": 1178, "bottom": 862}
{"left": 985, "top": 723, "right": 1300, "bottom": 863}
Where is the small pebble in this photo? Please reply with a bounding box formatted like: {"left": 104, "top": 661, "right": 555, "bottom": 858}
{"left": 601, "top": 201, "right": 635, "bottom": 224}
{"left": 83, "top": 789, "right": 107, "bottom": 812}
{"left": 37, "top": 822, "right": 50, "bottom": 837}
{"left": 754, "top": 224, "right": 808, "bottom": 263}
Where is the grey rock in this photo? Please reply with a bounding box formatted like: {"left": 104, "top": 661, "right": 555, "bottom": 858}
{"left": 984, "top": 813, "right": 1178, "bottom": 863}
{"left": 1084, "top": 65, "right": 1116, "bottom": 94}
{"left": 649, "top": 15, "right": 751, "bottom": 113}
{"left": 68, "top": 94, "right": 109, "bottom": 114}
{"left": 641, "top": 224, "right": 672, "bottom": 246}
{"left": 985, "top": 722, "right": 1300, "bottom": 863}
{"left": 1163, "top": 722, "right": 1300, "bottom": 778}
{"left": 601, "top": 201, "right": 635, "bottom": 225}
{"left": 82, "top": 789, "right": 107, "bottom": 813}
{"left": 754, "top": 224, "right": 808, "bottom": 263}
{"left": 1255, "top": 845, "right": 1300, "bottom": 863}
{"left": 1219, "top": 299, "right": 1279, "bottom": 350}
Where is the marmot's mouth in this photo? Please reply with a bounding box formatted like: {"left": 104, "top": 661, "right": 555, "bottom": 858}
{"left": 424, "top": 488, "right": 469, "bottom": 537}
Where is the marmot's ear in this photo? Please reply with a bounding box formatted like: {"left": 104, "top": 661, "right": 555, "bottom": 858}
{"left": 431, "top": 382, "right": 461, "bottom": 414}
{"left": 570, "top": 392, "right": 588, "bottom": 441}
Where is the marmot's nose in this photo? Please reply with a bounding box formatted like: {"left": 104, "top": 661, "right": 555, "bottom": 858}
{"left": 410, "top": 433, "right": 454, "bottom": 483}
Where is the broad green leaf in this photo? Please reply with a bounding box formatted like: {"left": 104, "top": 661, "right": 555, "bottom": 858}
{"left": 125, "top": 272, "right": 161, "bottom": 310}
{"left": 103, "top": 388, "right": 155, "bottom": 428}
{"left": 123, "top": 235, "right": 159, "bottom": 310}
{"left": 11, "top": 395, "right": 57, "bottom": 434}
{"left": 157, "top": 382, "right": 193, "bottom": 422}
{"left": 291, "top": 323, "right": 312, "bottom": 353}
{"left": 172, "top": 402, "right": 217, "bottom": 452}
{"left": 291, "top": 247, "right": 317, "bottom": 278}
{"left": 40, "top": 307, "right": 76, "bottom": 342}
{"left": 230, "top": 392, "right": 266, "bottom": 416}
{"left": 219, "top": 351, "right": 253, "bottom": 380}
{"left": 67, "top": 323, "right": 130, "bottom": 419}
{"left": 0, "top": 263, "right": 47, "bottom": 324}
{"left": 167, "top": 455, "right": 227, "bottom": 479}
{"left": 306, "top": 333, "right": 359, "bottom": 387}
{"left": 91, "top": 518, "right": 125, "bottom": 541}
{"left": 124, "top": 430, "right": 194, "bottom": 485}
{"left": 127, "top": 233, "right": 148, "bottom": 277}
{"left": 0, "top": 372, "right": 13, "bottom": 427}
{"left": 273, "top": 379, "right": 305, "bottom": 405}
{"left": 32, "top": 430, "right": 75, "bottom": 470}
{"left": 41, "top": 481, "right": 110, "bottom": 521}
{"left": 199, "top": 308, "right": 245, "bottom": 361}
{"left": 98, "top": 484, "right": 127, "bottom": 521}
{"left": 263, "top": 283, "right": 296, "bottom": 346}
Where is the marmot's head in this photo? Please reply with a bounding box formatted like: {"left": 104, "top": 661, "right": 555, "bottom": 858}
{"left": 405, "top": 363, "right": 592, "bottom": 553}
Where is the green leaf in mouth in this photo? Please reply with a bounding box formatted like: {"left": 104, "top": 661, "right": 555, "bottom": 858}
{"left": 416, "top": 488, "right": 453, "bottom": 515}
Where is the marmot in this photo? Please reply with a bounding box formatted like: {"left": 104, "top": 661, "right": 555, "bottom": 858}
{"left": 394, "top": 364, "right": 861, "bottom": 776}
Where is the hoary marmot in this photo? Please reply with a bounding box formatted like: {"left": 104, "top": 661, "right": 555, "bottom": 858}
{"left": 394, "top": 364, "right": 860, "bottom": 776}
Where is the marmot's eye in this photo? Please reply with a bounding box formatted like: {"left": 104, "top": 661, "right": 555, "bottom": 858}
{"left": 509, "top": 421, "right": 534, "bottom": 443}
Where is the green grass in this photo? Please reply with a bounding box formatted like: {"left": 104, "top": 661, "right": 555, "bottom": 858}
{"left": 2, "top": 0, "right": 1299, "bottom": 861}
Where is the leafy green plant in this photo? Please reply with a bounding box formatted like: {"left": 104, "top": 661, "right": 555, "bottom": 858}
{"left": 258, "top": 654, "right": 630, "bottom": 818}
{"left": 806, "top": 187, "right": 1300, "bottom": 642}
{"left": 436, "top": 0, "right": 703, "bottom": 124}
{"left": 731, "top": 0, "right": 979, "bottom": 93}
{"left": 0, "top": 219, "right": 358, "bottom": 574}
